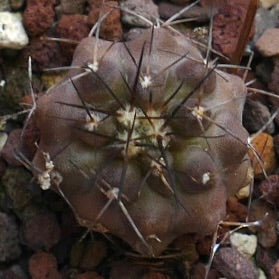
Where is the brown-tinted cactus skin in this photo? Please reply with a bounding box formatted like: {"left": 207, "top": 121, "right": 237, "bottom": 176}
{"left": 32, "top": 28, "right": 250, "bottom": 256}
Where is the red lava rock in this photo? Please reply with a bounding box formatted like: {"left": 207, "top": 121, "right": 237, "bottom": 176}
{"left": 76, "top": 272, "right": 104, "bottom": 279}
{"left": 3, "top": 114, "right": 41, "bottom": 166}
{"left": 250, "top": 200, "right": 277, "bottom": 248}
{"left": 212, "top": 0, "right": 257, "bottom": 64}
{"left": 226, "top": 196, "right": 248, "bottom": 222}
{"left": 21, "top": 212, "right": 61, "bottom": 250}
{"left": 28, "top": 252, "right": 62, "bottom": 279}
{"left": 23, "top": 0, "right": 56, "bottom": 37}
{"left": 57, "top": 14, "right": 90, "bottom": 59}
{"left": 255, "top": 28, "right": 279, "bottom": 57}
{"left": 213, "top": 247, "right": 258, "bottom": 279}
{"left": 1, "top": 129, "right": 22, "bottom": 167}
{"left": 248, "top": 132, "right": 277, "bottom": 179}
{"left": 259, "top": 175, "right": 279, "bottom": 206}
{"left": 142, "top": 272, "right": 170, "bottom": 279}
{"left": 22, "top": 38, "right": 67, "bottom": 72}
{"left": 88, "top": 1, "right": 123, "bottom": 41}
{"left": 271, "top": 260, "right": 279, "bottom": 279}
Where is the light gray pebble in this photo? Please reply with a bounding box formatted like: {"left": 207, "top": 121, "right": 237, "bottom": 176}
{"left": 230, "top": 232, "right": 257, "bottom": 258}
{"left": 0, "top": 12, "right": 29, "bottom": 49}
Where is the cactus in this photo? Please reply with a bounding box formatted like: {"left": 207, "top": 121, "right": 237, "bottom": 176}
{"left": 31, "top": 26, "right": 251, "bottom": 256}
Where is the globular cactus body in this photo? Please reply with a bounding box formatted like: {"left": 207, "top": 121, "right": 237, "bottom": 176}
{"left": 32, "top": 27, "right": 250, "bottom": 256}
